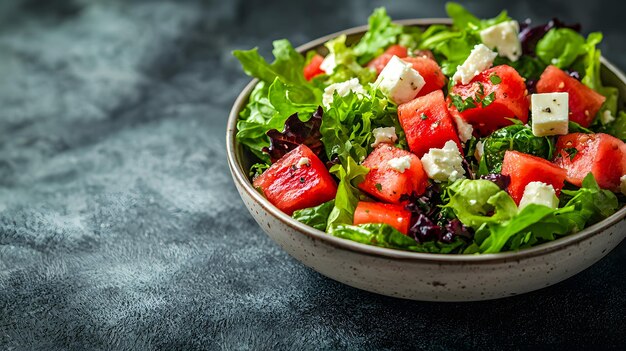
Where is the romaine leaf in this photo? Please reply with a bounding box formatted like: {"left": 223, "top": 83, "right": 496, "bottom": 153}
{"left": 292, "top": 200, "right": 335, "bottom": 231}
{"left": 326, "top": 157, "right": 369, "bottom": 227}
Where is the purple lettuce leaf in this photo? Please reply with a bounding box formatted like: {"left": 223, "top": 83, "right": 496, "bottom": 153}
{"left": 262, "top": 106, "right": 324, "bottom": 163}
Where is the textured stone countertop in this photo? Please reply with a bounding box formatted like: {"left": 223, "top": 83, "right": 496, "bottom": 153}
{"left": 1, "top": 0, "right": 625, "bottom": 349}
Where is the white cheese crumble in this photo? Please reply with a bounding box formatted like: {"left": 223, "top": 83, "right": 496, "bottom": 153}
{"left": 371, "top": 127, "right": 398, "bottom": 148}
{"left": 320, "top": 53, "right": 336, "bottom": 74}
{"left": 479, "top": 20, "right": 522, "bottom": 62}
{"left": 452, "top": 114, "right": 474, "bottom": 143}
{"left": 621, "top": 175, "right": 626, "bottom": 196}
{"left": 452, "top": 44, "right": 497, "bottom": 85}
{"left": 531, "top": 92, "right": 569, "bottom": 137}
{"left": 420, "top": 140, "right": 466, "bottom": 182}
{"left": 387, "top": 155, "right": 412, "bottom": 173}
{"left": 322, "top": 78, "right": 367, "bottom": 107}
{"left": 601, "top": 110, "right": 616, "bottom": 125}
{"left": 519, "top": 181, "right": 559, "bottom": 210}
{"left": 374, "top": 55, "right": 425, "bottom": 104}
{"left": 297, "top": 157, "right": 311, "bottom": 168}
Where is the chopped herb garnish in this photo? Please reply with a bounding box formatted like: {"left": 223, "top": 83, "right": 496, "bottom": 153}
{"left": 482, "top": 92, "right": 496, "bottom": 107}
{"left": 300, "top": 177, "right": 306, "bottom": 183}
{"left": 375, "top": 183, "right": 383, "bottom": 191}
{"left": 451, "top": 94, "right": 477, "bottom": 112}
{"left": 489, "top": 74, "right": 502, "bottom": 84}
{"left": 420, "top": 113, "right": 428, "bottom": 120}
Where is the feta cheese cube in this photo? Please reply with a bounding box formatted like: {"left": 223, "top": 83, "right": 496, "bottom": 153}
{"left": 621, "top": 175, "right": 626, "bottom": 196}
{"left": 322, "top": 78, "right": 367, "bottom": 107}
{"left": 320, "top": 53, "right": 336, "bottom": 74}
{"left": 420, "top": 140, "right": 466, "bottom": 182}
{"left": 371, "top": 127, "right": 398, "bottom": 147}
{"left": 452, "top": 114, "right": 474, "bottom": 143}
{"left": 480, "top": 21, "right": 522, "bottom": 62}
{"left": 387, "top": 155, "right": 412, "bottom": 173}
{"left": 452, "top": 44, "right": 497, "bottom": 85}
{"left": 531, "top": 93, "right": 569, "bottom": 137}
{"left": 519, "top": 181, "right": 559, "bottom": 210}
{"left": 297, "top": 157, "right": 311, "bottom": 168}
{"left": 374, "top": 56, "right": 425, "bottom": 104}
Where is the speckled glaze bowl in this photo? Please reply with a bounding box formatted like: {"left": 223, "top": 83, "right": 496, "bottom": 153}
{"left": 227, "top": 19, "right": 626, "bottom": 301}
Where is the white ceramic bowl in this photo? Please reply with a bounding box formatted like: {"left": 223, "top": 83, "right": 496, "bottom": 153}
{"left": 227, "top": 19, "right": 626, "bottom": 301}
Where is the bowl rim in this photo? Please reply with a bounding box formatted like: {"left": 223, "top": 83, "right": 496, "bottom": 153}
{"left": 226, "top": 18, "right": 626, "bottom": 263}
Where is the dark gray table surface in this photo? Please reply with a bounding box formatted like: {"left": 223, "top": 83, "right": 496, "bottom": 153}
{"left": 1, "top": 0, "right": 625, "bottom": 349}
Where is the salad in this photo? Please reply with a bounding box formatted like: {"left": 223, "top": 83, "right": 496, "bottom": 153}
{"left": 233, "top": 3, "right": 626, "bottom": 254}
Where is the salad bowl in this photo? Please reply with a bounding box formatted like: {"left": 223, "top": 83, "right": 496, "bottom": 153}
{"left": 227, "top": 19, "right": 626, "bottom": 301}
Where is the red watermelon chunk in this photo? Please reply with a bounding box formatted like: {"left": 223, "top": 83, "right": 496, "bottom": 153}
{"left": 398, "top": 90, "right": 463, "bottom": 158}
{"left": 303, "top": 54, "right": 325, "bottom": 81}
{"left": 359, "top": 144, "right": 428, "bottom": 203}
{"left": 253, "top": 144, "right": 337, "bottom": 215}
{"left": 501, "top": 150, "right": 567, "bottom": 205}
{"left": 554, "top": 133, "right": 626, "bottom": 191}
{"left": 353, "top": 202, "right": 412, "bottom": 234}
{"left": 447, "top": 65, "right": 529, "bottom": 136}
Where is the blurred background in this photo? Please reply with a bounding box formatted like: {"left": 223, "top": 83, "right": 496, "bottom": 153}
{"left": 1, "top": 0, "right": 625, "bottom": 349}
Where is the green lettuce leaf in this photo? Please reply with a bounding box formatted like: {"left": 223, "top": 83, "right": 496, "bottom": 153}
{"left": 236, "top": 78, "right": 319, "bottom": 162}
{"left": 353, "top": 8, "right": 403, "bottom": 65}
{"left": 466, "top": 173, "right": 619, "bottom": 254}
{"left": 292, "top": 200, "right": 335, "bottom": 231}
{"left": 446, "top": 2, "right": 510, "bottom": 31}
{"left": 321, "top": 88, "right": 401, "bottom": 164}
{"left": 474, "top": 204, "right": 568, "bottom": 253}
{"left": 559, "top": 173, "right": 619, "bottom": 227}
{"left": 536, "top": 28, "right": 587, "bottom": 69}
{"left": 234, "top": 40, "right": 313, "bottom": 97}
{"left": 447, "top": 179, "right": 518, "bottom": 229}
{"left": 580, "top": 32, "right": 619, "bottom": 120}
{"left": 420, "top": 3, "right": 511, "bottom": 76}
{"left": 322, "top": 35, "right": 377, "bottom": 85}
{"left": 233, "top": 40, "right": 323, "bottom": 162}
{"left": 328, "top": 223, "right": 467, "bottom": 253}
{"left": 327, "top": 157, "right": 369, "bottom": 227}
